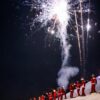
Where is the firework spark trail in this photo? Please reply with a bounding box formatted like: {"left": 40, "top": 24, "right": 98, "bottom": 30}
{"left": 74, "top": 10, "right": 82, "bottom": 66}
{"left": 86, "top": 0, "right": 91, "bottom": 61}
{"left": 79, "top": 0, "right": 86, "bottom": 76}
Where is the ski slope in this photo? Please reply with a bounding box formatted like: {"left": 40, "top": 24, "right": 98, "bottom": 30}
{"left": 66, "top": 93, "right": 100, "bottom": 100}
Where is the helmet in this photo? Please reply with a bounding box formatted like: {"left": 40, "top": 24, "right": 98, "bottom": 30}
{"left": 53, "top": 89, "right": 56, "bottom": 92}
{"left": 81, "top": 77, "right": 84, "bottom": 80}
{"left": 92, "top": 74, "right": 95, "bottom": 77}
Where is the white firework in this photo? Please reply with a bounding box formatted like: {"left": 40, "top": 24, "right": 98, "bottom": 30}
{"left": 25, "top": 0, "right": 90, "bottom": 88}
{"left": 28, "top": 0, "right": 78, "bottom": 89}
{"left": 30, "top": 0, "right": 70, "bottom": 36}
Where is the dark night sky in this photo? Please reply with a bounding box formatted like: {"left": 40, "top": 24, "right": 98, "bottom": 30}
{"left": 1, "top": 0, "right": 100, "bottom": 100}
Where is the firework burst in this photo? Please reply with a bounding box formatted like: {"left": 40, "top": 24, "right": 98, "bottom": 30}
{"left": 25, "top": 0, "right": 91, "bottom": 88}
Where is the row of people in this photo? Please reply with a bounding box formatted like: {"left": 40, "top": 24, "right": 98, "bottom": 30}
{"left": 32, "top": 87, "right": 66, "bottom": 100}
{"left": 39, "top": 87, "right": 66, "bottom": 100}
{"left": 31, "top": 74, "right": 97, "bottom": 100}
{"left": 69, "top": 74, "right": 97, "bottom": 98}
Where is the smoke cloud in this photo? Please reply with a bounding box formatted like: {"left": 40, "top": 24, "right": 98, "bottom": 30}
{"left": 57, "top": 67, "right": 79, "bottom": 89}
{"left": 57, "top": 26, "right": 79, "bottom": 89}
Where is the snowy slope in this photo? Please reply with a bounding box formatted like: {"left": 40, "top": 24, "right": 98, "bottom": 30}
{"left": 66, "top": 93, "right": 100, "bottom": 100}
{"left": 64, "top": 76, "right": 100, "bottom": 99}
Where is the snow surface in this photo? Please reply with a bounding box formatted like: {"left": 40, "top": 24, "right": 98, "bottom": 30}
{"left": 65, "top": 93, "right": 100, "bottom": 100}
{"left": 62, "top": 76, "right": 100, "bottom": 100}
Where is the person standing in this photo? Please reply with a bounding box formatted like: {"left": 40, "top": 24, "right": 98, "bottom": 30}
{"left": 33, "top": 97, "right": 37, "bottom": 100}
{"left": 81, "top": 78, "right": 86, "bottom": 96}
{"left": 41, "top": 95, "right": 45, "bottom": 100}
{"left": 91, "top": 74, "right": 97, "bottom": 93}
{"left": 61, "top": 87, "right": 67, "bottom": 99}
{"left": 57, "top": 88, "right": 61, "bottom": 100}
{"left": 48, "top": 92, "right": 53, "bottom": 100}
{"left": 38, "top": 96, "right": 41, "bottom": 100}
{"left": 69, "top": 83, "right": 74, "bottom": 98}
{"left": 53, "top": 89, "right": 57, "bottom": 100}
{"left": 45, "top": 92, "right": 49, "bottom": 100}
{"left": 76, "top": 81, "right": 81, "bottom": 96}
